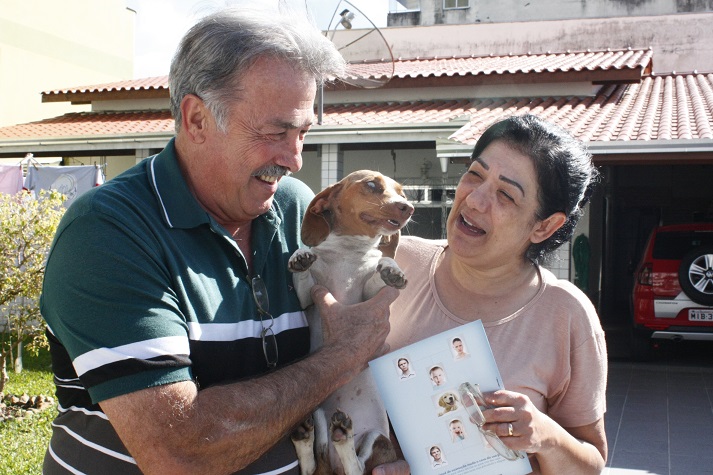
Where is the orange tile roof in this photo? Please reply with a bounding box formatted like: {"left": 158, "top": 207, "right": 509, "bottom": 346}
{"left": 449, "top": 73, "right": 713, "bottom": 143}
{"left": 0, "top": 111, "right": 174, "bottom": 139}
{"left": 44, "top": 76, "right": 169, "bottom": 96}
{"left": 3, "top": 71, "right": 711, "bottom": 145}
{"left": 40, "top": 49, "right": 652, "bottom": 100}
{"left": 346, "top": 48, "right": 653, "bottom": 82}
{"left": 322, "top": 72, "right": 713, "bottom": 143}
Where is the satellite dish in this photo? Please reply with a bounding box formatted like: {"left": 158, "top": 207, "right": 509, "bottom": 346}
{"left": 324, "top": 0, "right": 395, "bottom": 89}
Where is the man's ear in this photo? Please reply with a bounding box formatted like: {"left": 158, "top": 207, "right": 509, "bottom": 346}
{"left": 530, "top": 212, "right": 567, "bottom": 244}
{"left": 180, "top": 94, "right": 210, "bottom": 144}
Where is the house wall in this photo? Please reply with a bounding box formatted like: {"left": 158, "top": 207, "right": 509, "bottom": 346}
{"left": 356, "top": 13, "right": 713, "bottom": 73}
{"left": 0, "top": 0, "right": 134, "bottom": 127}
{"left": 389, "top": 0, "right": 713, "bottom": 25}
{"left": 68, "top": 154, "right": 138, "bottom": 181}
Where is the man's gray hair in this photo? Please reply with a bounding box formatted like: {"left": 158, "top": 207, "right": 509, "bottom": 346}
{"left": 169, "top": 7, "right": 346, "bottom": 132}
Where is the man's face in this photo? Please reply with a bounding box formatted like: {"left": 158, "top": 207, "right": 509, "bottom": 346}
{"left": 185, "top": 56, "right": 316, "bottom": 227}
{"left": 453, "top": 340, "right": 464, "bottom": 354}
{"left": 398, "top": 360, "right": 409, "bottom": 372}
{"left": 430, "top": 447, "right": 441, "bottom": 460}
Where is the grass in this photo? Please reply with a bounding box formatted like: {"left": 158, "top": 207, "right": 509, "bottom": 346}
{"left": 0, "top": 347, "right": 55, "bottom": 475}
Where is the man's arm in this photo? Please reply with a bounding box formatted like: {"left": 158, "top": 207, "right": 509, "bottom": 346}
{"left": 101, "top": 285, "right": 398, "bottom": 475}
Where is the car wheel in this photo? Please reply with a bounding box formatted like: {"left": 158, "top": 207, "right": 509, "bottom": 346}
{"left": 678, "top": 245, "right": 713, "bottom": 306}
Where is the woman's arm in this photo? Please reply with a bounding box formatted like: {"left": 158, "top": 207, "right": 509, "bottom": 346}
{"left": 536, "top": 419, "right": 607, "bottom": 474}
{"left": 483, "top": 390, "right": 607, "bottom": 474}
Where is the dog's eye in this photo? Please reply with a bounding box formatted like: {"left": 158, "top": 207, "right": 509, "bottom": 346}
{"left": 366, "top": 180, "right": 383, "bottom": 193}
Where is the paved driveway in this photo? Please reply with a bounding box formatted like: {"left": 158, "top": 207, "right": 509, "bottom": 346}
{"left": 603, "top": 356, "right": 713, "bottom": 474}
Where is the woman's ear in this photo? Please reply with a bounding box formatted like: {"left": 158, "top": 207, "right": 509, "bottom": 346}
{"left": 530, "top": 212, "right": 567, "bottom": 244}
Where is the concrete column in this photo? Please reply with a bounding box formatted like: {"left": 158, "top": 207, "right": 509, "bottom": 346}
{"left": 135, "top": 148, "right": 151, "bottom": 164}
{"left": 320, "top": 143, "right": 343, "bottom": 189}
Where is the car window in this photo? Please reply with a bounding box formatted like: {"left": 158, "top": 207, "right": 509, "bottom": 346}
{"left": 652, "top": 231, "right": 713, "bottom": 260}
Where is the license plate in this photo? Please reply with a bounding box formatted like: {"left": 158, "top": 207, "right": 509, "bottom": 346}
{"left": 689, "top": 309, "right": 713, "bottom": 321}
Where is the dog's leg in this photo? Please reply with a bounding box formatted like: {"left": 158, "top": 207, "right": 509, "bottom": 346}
{"left": 363, "top": 257, "right": 407, "bottom": 299}
{"left": 331, "top": 410, "right": 398, "bottom": 475}
{"left": 291, "top": 408, "right": 334, "bottom": 475}
{"left": 312, "top": 408, "right": 332, "bottom": 475}
{"left": 291, "top": 413, "right": 316, "bottom": 475}
{"left": 358, "top": 431, "right": 398, "bottom": 475}
{"left": 289, "top": 248, "right": 317, "bottom": 308}
{"left": 330, "top": 410, "right": 363, "bottom": 475}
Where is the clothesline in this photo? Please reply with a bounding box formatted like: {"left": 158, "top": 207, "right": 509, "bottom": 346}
{"left": 0, "top": 153, "right": 105, "bottom": 205}
{"left": 19, "top": 152, "right": 42, "bottom": 168}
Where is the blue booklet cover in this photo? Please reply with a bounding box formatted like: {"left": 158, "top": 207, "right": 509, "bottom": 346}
{"left": 369, "top": 320, "right": 531, "bottom": 475}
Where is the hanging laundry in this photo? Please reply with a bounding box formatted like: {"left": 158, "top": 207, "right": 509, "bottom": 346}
{"left": 0, "top": 164, "right": 24, "bottom": 195}
{"left": 24, "top": 165, "right": 104, "bottom": 206}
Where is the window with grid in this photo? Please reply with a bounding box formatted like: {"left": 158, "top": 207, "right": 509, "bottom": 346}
{"left": 444, "top": 0, "right": 469, "bottom": 9}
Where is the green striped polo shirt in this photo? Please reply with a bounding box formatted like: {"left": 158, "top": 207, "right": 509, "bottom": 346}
{"left": 41, "top": 139, "right": 312, "bottom": 474}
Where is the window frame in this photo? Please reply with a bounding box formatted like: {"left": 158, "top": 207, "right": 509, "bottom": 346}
{"left": 443, "top": 0, "right": 469, "bottom": 10}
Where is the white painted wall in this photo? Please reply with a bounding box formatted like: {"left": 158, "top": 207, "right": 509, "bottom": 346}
{"left": 0, "top": 0, "right": 134, "bottom": 127}
{"left": 340, "top": 13, "right": 713, "bottom": 73}
{"left": 389, "top": 0, "right": 712, "bottom": 25}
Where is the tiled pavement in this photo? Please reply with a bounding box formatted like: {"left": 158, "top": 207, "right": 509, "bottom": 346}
{"left": 603, "top": 361, "right": 713, "bottom": 474}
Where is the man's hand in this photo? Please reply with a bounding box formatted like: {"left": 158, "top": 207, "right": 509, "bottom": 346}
{"left": 311, "top": 284, "right": 398, "bottom": 371}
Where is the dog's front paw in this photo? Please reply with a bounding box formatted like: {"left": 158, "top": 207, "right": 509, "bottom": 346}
{"left": 290, "top": 413, "right": 315, "bottom": 443}
{"left": 289, "top": 248, "right": 317, "bottom": 273}
{"left": 377, "top": 257, "right": 407, "bottom": 289}
{"left": 330, "top": 409, "right": 353, "bottom": 444}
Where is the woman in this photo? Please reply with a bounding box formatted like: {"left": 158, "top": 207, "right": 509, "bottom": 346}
{"left": 388, "top": 114, "right": 607, "bottom": 474}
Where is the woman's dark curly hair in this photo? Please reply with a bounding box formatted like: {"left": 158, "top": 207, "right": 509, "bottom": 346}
{"left": 470, "top": 114, "right": 598, "bottom": 264}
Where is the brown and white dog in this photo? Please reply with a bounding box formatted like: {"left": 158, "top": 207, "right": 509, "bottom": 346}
{"left": 437, "top": 392, "right": 460, "bottom": 417}
{"left": 289, "top": 170, "right": 414, "bottom": 475}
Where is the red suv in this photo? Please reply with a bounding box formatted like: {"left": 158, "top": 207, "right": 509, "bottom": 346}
{"left": 631, "top": 222, "right": 713, "bottom": 359}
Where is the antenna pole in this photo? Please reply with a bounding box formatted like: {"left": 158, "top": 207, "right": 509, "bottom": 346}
{"left": 318, "top": 82, "right": 324, "bottom": 125}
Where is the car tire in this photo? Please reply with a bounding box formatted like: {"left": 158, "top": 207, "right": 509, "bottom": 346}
{"left": 678, "top": 245, "right": 713, "bottom": 306}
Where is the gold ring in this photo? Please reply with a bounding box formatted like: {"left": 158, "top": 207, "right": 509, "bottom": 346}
{"left": 507, "top": 423, "right": 513, "bottom": 437}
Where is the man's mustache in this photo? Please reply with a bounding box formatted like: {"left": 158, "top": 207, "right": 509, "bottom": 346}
{"left": 252, "top": 165, "right": 291, "bottom": 178}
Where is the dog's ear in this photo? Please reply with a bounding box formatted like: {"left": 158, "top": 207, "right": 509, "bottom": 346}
{"left": 301, "top": 183, "right": 340, "bottom": 246}
{"left": 379, "top": 231, "right": 400, "bottom": 258}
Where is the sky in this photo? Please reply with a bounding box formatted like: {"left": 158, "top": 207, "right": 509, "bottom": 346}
{"left": 125, "top": 0, "right": 389, "bottom": 78}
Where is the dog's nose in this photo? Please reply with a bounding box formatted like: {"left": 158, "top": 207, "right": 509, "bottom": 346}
{"left": 397, "top": 201, "right": 415, "bottom": 217}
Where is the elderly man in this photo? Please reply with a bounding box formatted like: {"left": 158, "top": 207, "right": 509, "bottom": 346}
{"left": 41, "top": 8, "right": 401, "bottom": 475}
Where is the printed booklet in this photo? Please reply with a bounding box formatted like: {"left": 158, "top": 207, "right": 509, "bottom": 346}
{"left": 368, "top": 320, "right": 532, "bottom": 475}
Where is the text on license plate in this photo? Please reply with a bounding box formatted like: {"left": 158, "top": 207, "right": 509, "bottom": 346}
{"left": 689, "top": 309, "right": 713, "bottom": 321}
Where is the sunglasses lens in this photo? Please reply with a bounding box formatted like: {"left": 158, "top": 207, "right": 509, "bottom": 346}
{"left": 252, "top": 275, "right": 277, "bottom": 368}
{"left": 482, "top": 430, "right": 521, "bottom": 461}
{"left": 463, "top": 394, "right": 485, "bottom": 425}
{"left": 252, "top": 276, "right": 269, "bottom": 312}
{"left": 262, "top": 327, "right": 278, "bottom": 368}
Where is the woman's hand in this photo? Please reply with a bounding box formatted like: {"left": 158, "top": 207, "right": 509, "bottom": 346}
{"left": 481, "top": 389, "right": 607, "bottom": 474}
{"left": 480, "top": 389, "right": 550, "bottom": 453}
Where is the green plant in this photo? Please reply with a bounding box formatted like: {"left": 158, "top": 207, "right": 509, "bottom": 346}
{"left": 0, "top": 190, "right": 65, "bottom": 393}
{"left": 0, "top": 347, "right": 54, "bottom": 474}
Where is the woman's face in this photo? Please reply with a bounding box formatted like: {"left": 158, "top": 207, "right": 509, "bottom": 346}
{"left": 447, "top": 140, "right": 555, "bottom": 268}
